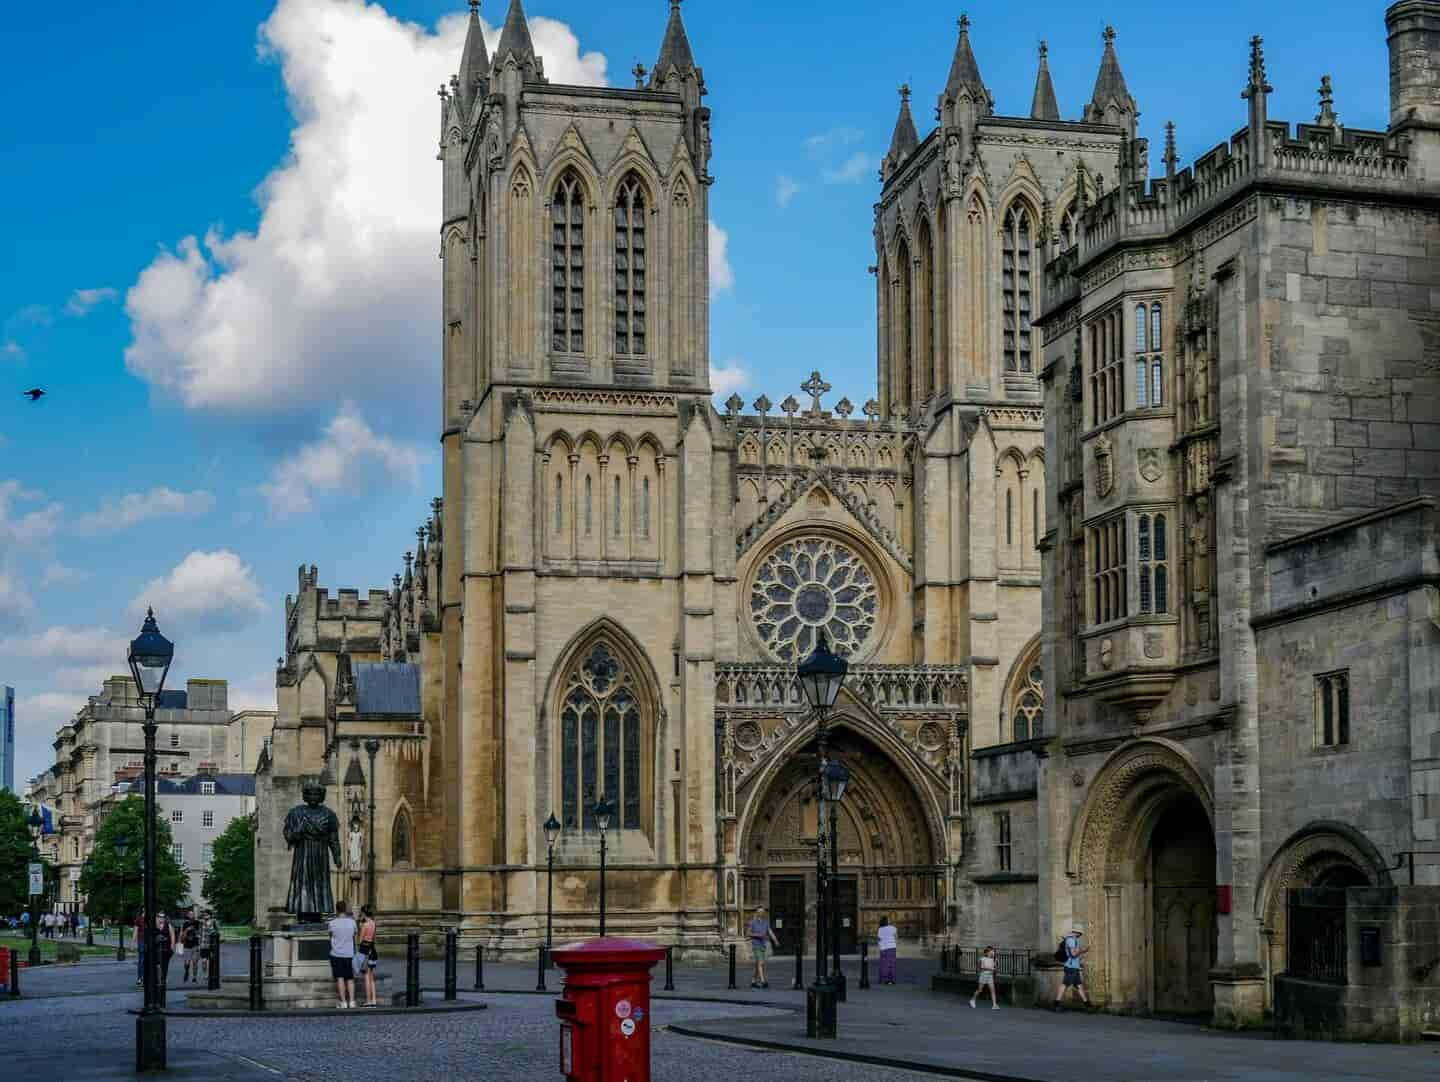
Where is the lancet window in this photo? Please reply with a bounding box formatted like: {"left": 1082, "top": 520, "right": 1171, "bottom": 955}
{"left": 560, "top": 642, "right": 645, "bottom": 832}
{"left": 613, "top": 175, "right": 647, "bottom": 356}
{"left": 1002, "top": 203, "right": 1035, "bottom": 373}
{"left": 551, "top": 170, "right": 586, "bottom": 353}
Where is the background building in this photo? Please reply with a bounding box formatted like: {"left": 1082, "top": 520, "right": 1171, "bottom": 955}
{"left": 1, "top": 685, "right": 13, "bottom": 793}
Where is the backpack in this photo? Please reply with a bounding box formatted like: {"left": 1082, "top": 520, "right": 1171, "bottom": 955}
{"left": 1054, "top": 937, "right": 1070, "bottom": 963}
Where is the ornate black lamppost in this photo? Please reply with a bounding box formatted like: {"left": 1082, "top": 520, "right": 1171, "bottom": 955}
{"left": 364, "top": 739, "right": 380, "bottom": 910}
{"left": 594, "top": 798, "right": 615, "bottom": 936}
{"left": 26, "top": 806, "right": 43, "bottom": 967}
{"left": 114, "top": 835, "right": 131, "bottom": 963}
{"left": 797, "top": 629, "right": 848, "bottom": 1039}
{"left": 544, "top": 812, "right": 561, "bottom": 960}
{"left": 823, "top": 758, "right": 850, "bottom": 1002}
{"left": 82, "top": 856, "right": 94, "bottom": 945}
{"left": 128, "top": 607, "right": 174, "bottom": 1072}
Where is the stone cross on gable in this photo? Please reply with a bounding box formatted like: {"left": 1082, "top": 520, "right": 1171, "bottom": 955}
{"left": 801, "top": 371, "right": 831, "bottom": 417}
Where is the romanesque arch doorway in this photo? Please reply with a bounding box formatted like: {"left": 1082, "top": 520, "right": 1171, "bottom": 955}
{"left": 739, "top": 726, "right": 942, "bottom": 954}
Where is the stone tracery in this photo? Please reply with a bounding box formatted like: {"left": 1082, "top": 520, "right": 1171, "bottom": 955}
{"left": 750, "top": 537, "right": 880, "bottom": 662}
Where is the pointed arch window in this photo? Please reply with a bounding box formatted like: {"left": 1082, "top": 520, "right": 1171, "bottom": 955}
{"left": 584, "top": 474, "right": 593, "bottom": 536}
{"left": 1007, "top": 643, "right": 1045, "bottom": 742}
{"left": 551, "top": 170, "right": 586, "bottom": 353}
{"left": 641, "top": 477, "right": 651, "bottom": 539}
{"left": 917, "top": 221, "right": 935, "bottom": 400}
{"left": 391, "top": 808, "right": 412, "bottom": 865}
{"left": 612, "top": 475, "right": 622, "bottom": 538}
{"left": 1059, "top": 202, "right": 1079, "bottom": 249}
{"left": 897, "top": 238, "right": 913, "bottom": 408}
{"left": 554, "top": 474, "right": 564, "bottom": 534}
{"left": 1006, "top": 489, "right": 1014, "bottom": 546}
{"left": 559, "top": 641, "right": 646, "bottom": 831}
{"left": 1002, "top": 203, "right": 1035, "bottom": 373}
{"left": 614, "top": 175, "right": 647, "bottom": 356}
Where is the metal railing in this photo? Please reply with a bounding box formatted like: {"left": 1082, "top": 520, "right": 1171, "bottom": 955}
{"left": 938, "top": 944, "right": 1032, "bottom": 979}
{"left": 1287, "top": 888, "right": 1347, "bottom": 984}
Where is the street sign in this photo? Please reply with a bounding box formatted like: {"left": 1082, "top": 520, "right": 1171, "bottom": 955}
{"left": 28, "top": 862, "right": 43, "bottom": 896}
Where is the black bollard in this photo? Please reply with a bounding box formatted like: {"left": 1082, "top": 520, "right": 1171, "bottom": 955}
{"left": 208, "top": 931, "right": 221, "bottom": 991}
{"left": 536, "top": 945, "right": 547, "bottom": 992}
{"left": 664, "top": 946, "right": 675, "bottom": 991}
{"left": 405, "top": 932, "right": 420, "bottom": 1007}
{"left": 248, "top": 935, "right": 264, "bottom": 1011}
{"left": 444, "top": 928, "right": 458, "bottom": 1001}
{"left": 859, "top": 940, "right": 870, "bottom": 989}
{"left": 86, "top": 921, "right": 93, "bottom": 947}
{"left": 474, "top": 944, "right": 484, "bottom": 991}
{"left": 727, "top": 943, "right": 736, "bottom": 990}
{"left": 792, "top": 944, "right": 803, "bottom": 990}
{"left": 9, "top": 948, "right": 20, "bottom": 997}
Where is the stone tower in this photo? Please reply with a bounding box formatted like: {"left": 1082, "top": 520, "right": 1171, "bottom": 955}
{"left": 433, "top": 0, "right": 726, "bottom": 948}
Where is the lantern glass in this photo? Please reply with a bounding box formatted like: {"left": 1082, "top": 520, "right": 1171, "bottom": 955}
{"left": 127, "top": 608, "right": 174, "bottom": 698}
{"left": 544, "top": 813, "right": 562, "bottom": 849}
{"left": 797, "top": 630, "right": 848, "bottom": 711}
{"left": 115, "top": 835, "right": 130, "bottom": 860}
{"left": 822, "top": 759, "right": 850, "bottom": 804}
{"left": 594, "top": 798, "right": 614, "bottom": 833}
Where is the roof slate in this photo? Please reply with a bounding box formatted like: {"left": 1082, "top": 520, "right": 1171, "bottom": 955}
{"left": 354, "top": 662, "right": 421, "bottom": 717}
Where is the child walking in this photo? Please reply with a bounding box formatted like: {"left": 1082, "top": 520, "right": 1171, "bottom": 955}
{"left": 969, "top": 945, "right": 1000, "bottom": 1009}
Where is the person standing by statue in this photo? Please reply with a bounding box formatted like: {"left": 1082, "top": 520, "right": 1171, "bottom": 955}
{"left": 283, "top": 780, "right": 343, "bottom": 922}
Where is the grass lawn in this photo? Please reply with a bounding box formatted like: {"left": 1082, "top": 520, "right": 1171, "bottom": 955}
{"left": 0, "top": 931, "right": 120, "bottom": 961}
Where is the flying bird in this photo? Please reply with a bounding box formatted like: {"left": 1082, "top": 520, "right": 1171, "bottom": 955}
{"left": 23, "top": 388, "right": 45, "bottom": 401}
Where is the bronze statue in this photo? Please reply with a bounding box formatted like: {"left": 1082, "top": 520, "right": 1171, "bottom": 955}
{"left": 283, "top": 780, "right": 342, "bottom": 922}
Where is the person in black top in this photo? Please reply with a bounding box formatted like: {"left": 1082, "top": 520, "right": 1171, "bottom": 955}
{"left": 180, "top": 913, "right": 202, "bottom": 983}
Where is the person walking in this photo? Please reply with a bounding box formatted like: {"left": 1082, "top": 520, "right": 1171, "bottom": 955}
{"left": 180, "top": 913, "right": 202, "bottom": 983}
{"left": 328, "top": 900, "right": 358, "bottom": 1009}
{"left": 154, "top": 913, "right": 178, "bottom": 992}
{"left": 199, "top": 912, "right": 219, "bottom": 984}
{"left": 970, "top": 945, "right": 1000, "bottom": 1009}
{"left": 133, "top": 908, "right": 146, "bottom": 986}
{"left": 876, "top": 915, "right": 899, "bottom": 986}
{"left": 1052, "top": 927, "right": 1091, "bottom": 1011}
{"left": 356, "top": 906, "right": 378, "bottom": 1007}
{"left": 746, "top": 906, "right": 779, "bottom": 989}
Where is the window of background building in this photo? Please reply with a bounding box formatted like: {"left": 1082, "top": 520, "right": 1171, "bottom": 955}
{"left": 201, "top": 843, "right": 213, "bottom": 866}
{"left": 1315, "top": 670, "right": 1350, "bottom": 748}
{"left": 171, "top": 809, "right": 182, "bottom": 824}
{"left": 200, "top": 781, "right": 215, "bottom": 796}
{"left": 1090, "top": 517, "right": 1126, "bottom": 624}
{"left": 170, "top": 731, "right": 179, "bottom": 748}
{"left": 1137, "top": 512, "right": 1170, "bottom": 614}
{"left": 173, "top": 843, "right": 184, "bottom": 866}
{"left": 202, "top": 810, "right": 214, "bottom": 828}
{"left": 995, "top": 811, "right": 1012, "bottom": 872}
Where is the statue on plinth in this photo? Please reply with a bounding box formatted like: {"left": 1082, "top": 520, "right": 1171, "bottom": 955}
{"left": 283, "top": 780, "right": 342, "bottom": 922}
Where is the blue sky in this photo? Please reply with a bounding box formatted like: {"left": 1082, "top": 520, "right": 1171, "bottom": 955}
{"left": 0, "top": 0, "right": 1393, "bottom": 785}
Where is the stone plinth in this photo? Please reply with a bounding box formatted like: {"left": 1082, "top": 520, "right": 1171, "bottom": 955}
{"left": 186, "top": 926, "right": 390, "bottom": 1011}
{"left": 267, "top": 925, "right": 334, "bottom": 982}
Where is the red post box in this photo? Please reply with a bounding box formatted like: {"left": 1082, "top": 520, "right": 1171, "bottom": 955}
{"left": 553, "top": 937, "right": 665, "bottom": 1082}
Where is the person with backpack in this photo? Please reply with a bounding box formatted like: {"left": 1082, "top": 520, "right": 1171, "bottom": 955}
{"left": 179, "top": 913, "right": 202, "bottom": 983}
{"left": 1052, "top": 927, "right": 1091, "bottom": 1011}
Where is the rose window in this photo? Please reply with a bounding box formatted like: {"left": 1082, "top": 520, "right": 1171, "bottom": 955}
{"left": 750, "top": 537, "right": 879, "bottom": 661}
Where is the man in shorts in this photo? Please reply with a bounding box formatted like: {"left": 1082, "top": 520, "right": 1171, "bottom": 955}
{"left": 747, "top": 906, "right": 779, "bottom": 988}
{"left": 1052, "top": 927, "right": 1090, "bottom": 1011}
{"left": 328, "top": 900, "right": 358, "bottom": 1009}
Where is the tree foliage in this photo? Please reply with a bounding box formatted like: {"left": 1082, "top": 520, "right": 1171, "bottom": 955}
{"left": 202, "top": 813, "right": 255, "bottom": 924}
{"left": 76, "top": 795, "right": 189, "bottom": 922}
{"left": 0, "top": 790, "right": 48, "bottom": 917}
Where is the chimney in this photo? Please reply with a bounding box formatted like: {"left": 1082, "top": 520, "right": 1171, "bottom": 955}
{"left": 1387, "top": 1, "right": 1440, "bottom": 129}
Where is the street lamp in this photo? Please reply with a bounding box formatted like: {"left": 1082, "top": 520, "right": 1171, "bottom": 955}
{"left": 543, "top": 813, "right": 561, "bottom": 961}
{"left": 27, "top": 806, "right": 43, "bottom": 967}
{"left": 83, "top": 856, "right": 94, "bottom": 945}
{"left": 128, "top": 607, "right": 174, "bottom": 1073}
{"left": 823, "top": 758, "right": 850, "bottom": 1002}
{"left": 364, "top": 739, "right": 380, "bottom": 911}
{"left": 115, "top": 835, "right": 131, "bottom": 963}
{"left": 797, "top": 630, "right": 848, "bottom": 1039}
{"left": 594, "top": 798, "right": 615, "bottom": 937}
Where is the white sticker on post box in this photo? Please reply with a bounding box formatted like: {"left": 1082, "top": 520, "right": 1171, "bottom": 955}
{"left": 615, "top": 999, "right": 632, "bottom": 1019}
{"left": 620, "top": 1018, "right": 636, "bottom": 1037}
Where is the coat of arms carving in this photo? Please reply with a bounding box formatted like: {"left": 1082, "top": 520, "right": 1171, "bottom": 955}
{"left": 1093, "top": 434, "right": 1114, "bottom": 497}
{"left": 1137, "top": 447, "right": 1164, "bottom": 484}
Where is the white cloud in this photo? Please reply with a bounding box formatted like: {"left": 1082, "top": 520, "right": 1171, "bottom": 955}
{"left": 0, "top": 480, "right": 63, "bottom": 546}
{"left": 75, "top": 487, "right": 215, "bottom": 534}
{"left": 804, "top": 126, "right": 864, "bottom": 159}
{"left": 2, "top": 340, "right": 24, "bottom": 361}
{"left": 0, "top": 626, "right": 128, "bottom": 663}
{"left": 709, "top": 222, "right": 734, "bottom": 295}
{"left": 65, "top": 287, "right": 118, "bottom": 316}
{"left": 40, "top": 563, "right": 83, "bottom": 587}
{"left": 9, "top": 304, "right": 52, "bottom": 328}
{"left": 823, "top": 152, "right": 875, "bottom": 185}
{"left": 262, "top": 401, "right": 426, "bottom": 516}
{"left": 711, "top": 360, "right": 750, "bottom": 398}
{"left": 228, "top": 671, "right": 279, "bottom": 714}
{"left": 123, "top": 0, "right": 607, "bottom": 423}
{"left": 0, "top": 571, "right": 33, "bottom": 628}
{"left": 129, "top": 550, "right": 268, "bottom": 630}
{"left": 775, "top": 174, "right": 802, "bottom": 208}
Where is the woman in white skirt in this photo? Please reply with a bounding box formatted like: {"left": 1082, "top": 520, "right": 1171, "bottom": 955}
{"left": 969, "top": 945, "right": 1000, "bottom": 1009}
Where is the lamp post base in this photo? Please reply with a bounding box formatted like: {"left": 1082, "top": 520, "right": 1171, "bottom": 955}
{"left": 135, "top": 1011, "right": 166, "bottom": 1072}
{"left": 806, "top": 978, "right": 838, "bottom": 1039}
{"left": 28, "top": 948, "right": 41, "bottom": 968}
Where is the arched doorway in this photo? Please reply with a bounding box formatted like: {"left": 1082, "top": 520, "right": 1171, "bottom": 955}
{"left": 1069, "top": 739, "right": 1216, "bottom": 1014}
{"left": 738, "top": 726, "right": 942, "bottom": 953}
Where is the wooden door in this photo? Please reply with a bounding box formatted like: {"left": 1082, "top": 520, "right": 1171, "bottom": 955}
{"left": 833, "top": 878, "right": 859, "bottom": 954}
{"left": 1153, "top": 890, "right": 1216, "bottom": 1014}
{"left": 769, "top": 878, "right": 805, "bottom": 954}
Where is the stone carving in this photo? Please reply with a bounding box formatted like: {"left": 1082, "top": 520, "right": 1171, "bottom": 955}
{"left": 1189, "top": 495, "right": 1214, "bottom": 651}
{"left": 734, "top": 720, "right": 764, "bottom": 752}
{"left": 1143, "top": 632, "right": 1164, "bottom": 660}
{"left": 283, "top": 781, "right": 342, "bottom": 922}
{"left": 1072, "top": 770, "right": 1085, "bottom": 788}
{"left": 1137, "top": 447, "right": 1163, "bottom": 484}
{"left": 801, "top": 371, "right": 832, "bottom": 417}
{"left": 347, "top": 822, "right": 364, "bottom": 870}
{"left": 916, "top": 722, "right": 946, "bottom": 752}
{"left": 1099, "top": 638, "right": 1114, "bottom": 670}
{"left": 749, "top": 536, "right": 879, "bottom": 662}
{"left": 1094, "top": 433, "right": 1114, "bottom": 497}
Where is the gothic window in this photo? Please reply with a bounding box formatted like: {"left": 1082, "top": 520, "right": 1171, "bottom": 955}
{"left": 554, "top": 474, "right": 564, "bottom": 534}
{"left": 641, "top": 477, "right": 651, "bottom": 539}
{"left": 1002, "top": 203, "right": 1034, "bottom": 373}
{"left": 917, "top": 221, "right": 935, "bottom": 399}
{"left": 1006, "top": 641, "right": 1045, "bottom": 742}
{"left": 1089, "top": 308, "right": 1124, "bottom": 425}
{"left": 612, "top": 475, "right": 622, "bottom": 538}
{"left": 750, "top": 537, "right": 879, "bottom": 662}
{"left": 1315, "top": 670, "right": 1350, "bottom": 747}
{"left": 1059, "top": 202, "right": 1078, "bottom": 249}
{"left": 584, "top": 474, "right": 593, "bottom": 536}
{"left": 1090, "top": 517, "right": 1126, "bottom": 624}
{"left": 1006, "top": 489, "right": 1014, "bottom": 546}
{"left": 551, "top": 170, "right": 586, "bottom": 353}
{"left": 1032, "top": 489, "right": 1040, "bottom": 551}
{"left": 1137, "top": 512, "right": 1170, "bottom": 614}
{"left": 613, "top": 175, "right": 647, "bottom": 356}
{"left": 392, "top": 808, "right": 412, "bottom": 865}
{"left": 897, "top": 238, "right": 913, "bottom": 407}
{"left": 559, "top": 641, "right": 646, "bottom": 831}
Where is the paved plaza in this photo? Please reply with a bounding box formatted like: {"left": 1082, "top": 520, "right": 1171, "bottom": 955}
{"left": 3, "top": 944, "right": 1439, "bottom": 1080}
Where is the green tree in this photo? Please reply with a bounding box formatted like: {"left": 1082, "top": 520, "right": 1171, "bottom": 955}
{"left": 76, "top": 795, "right": 188, "bottom": 922}
{"left": 202, "top": 814, "right": 255, "bottom": 924}
{"left": 0, "top": 790, "right": 45, "bottom": 917}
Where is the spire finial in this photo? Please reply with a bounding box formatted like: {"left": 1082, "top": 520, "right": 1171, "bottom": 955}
{"left": 1164, "top": 121, "right": 1178, "bottom": 171}
{"left": 1316, "top": 74, "right": 1340, "bottom": 128}
{"left": 1243, "top": 34, "right": 1272, "bottom": 99}
{"left": 469, "top": 0, "right": 479, "bottom": 12}
{"left": 959, "top": 13, "right": 971, "bottom": 33}
{"left": 1103, "top": 25, "right": 1116, "bottom": 47}
{"left": 1039, "top": 40, "right": 1048, "bottom": 61}
{"left": 900, "top": 84, "right": 911, "bottom": 103}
